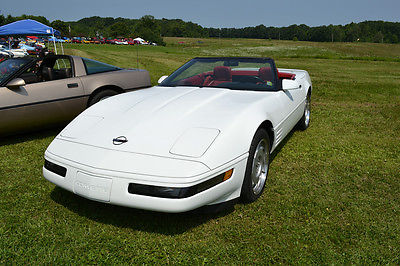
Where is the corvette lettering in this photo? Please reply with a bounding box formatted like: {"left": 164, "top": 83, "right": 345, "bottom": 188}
{"left": 75, "top": 181, "right": 108, "bottom": 193}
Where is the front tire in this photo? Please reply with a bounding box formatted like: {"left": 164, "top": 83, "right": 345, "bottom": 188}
{"left": 240, "top": 129, "right": 270, "bottom": 203}
{"left": 88, "top": 89, "right": 119, "bottom": 106}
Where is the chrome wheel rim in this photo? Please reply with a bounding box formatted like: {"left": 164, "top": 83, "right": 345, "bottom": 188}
{"left": 304, "top": 95, "right": 311, "bottom": 126}
{"left": 251, "top": 138, "right": 269, "bottom": 195}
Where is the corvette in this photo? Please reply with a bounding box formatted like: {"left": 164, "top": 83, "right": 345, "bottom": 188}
{"left": 43, "top": 57, "right": 312, "bottom": 213}
{"left": 0, "top": 54, "right": 150, "bottom": 136}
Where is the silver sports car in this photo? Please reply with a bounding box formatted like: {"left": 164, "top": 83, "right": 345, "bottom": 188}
{"left": 0, "top": 55, "right": 151, "bottom": 136}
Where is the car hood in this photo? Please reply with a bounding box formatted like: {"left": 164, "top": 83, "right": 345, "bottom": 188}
{"left": 58, "top": 86, "right": 273, "bottom": 160}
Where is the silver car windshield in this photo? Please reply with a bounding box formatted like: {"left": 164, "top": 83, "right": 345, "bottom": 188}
{"left": 159, "top": 57, "right": 278, "bottom": 91}
{"left": 0, "top": 58, "right": 30, "bottom": 84}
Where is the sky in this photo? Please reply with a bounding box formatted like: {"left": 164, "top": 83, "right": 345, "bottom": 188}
{"left": 1, "top": 0, "right": 399, "bottom": 28}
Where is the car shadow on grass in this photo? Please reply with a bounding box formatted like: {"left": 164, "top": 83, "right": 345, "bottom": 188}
{"left": 0, "top": 126, "right": 64, "bottom": 146}
{"left": 50, "top": 187, "right": 234, "bottom": 235}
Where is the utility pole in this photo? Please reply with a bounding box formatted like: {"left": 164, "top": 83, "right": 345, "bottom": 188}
{"left": 136, "top": 43, "right": 139, "bottom": 69}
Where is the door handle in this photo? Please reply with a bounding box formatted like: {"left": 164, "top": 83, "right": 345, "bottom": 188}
{"left": 67, "top": 83, "right": 79, "bottom": 88}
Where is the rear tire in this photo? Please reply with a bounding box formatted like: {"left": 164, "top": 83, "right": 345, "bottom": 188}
{"left": 88, "top": 89, "right": 119, "bottom": 106}
{"left": 297, "top": 91, "right": 311, "bottom": 130}
{"left": 240, "top": 128, "right": 270, "bottom": 203}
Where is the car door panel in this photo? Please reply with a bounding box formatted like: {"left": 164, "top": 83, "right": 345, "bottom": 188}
{"left": 0, "top": 77, "right": 86, "bottom": 136}
{"left": 273, "top": 88, "right": 304, "bottom": 145}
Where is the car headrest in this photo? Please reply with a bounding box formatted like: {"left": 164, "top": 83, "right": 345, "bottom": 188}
{"left": 213, "top": 66, "right": 232, "bottom": 81}
{"left": 258, "top": 67, "right": 273, "bottom": 81}
{"left": 42, "top": 67, "right": 54, "bottom": 81}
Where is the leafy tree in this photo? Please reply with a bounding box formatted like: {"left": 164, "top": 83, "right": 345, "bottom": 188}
{"left": 374, "top": 31, "right": 384, "bottom": 43}
{"left": 109, "top": 21, "right": 130, "bottom": 37}
{"left": 51, "top": 20, "right": 69, "bottom": 36}
{"left": 0, "top": 14, "right": 5, "bottom": 25}
{"left": 0, "top": 13, "right": 399, "bottom": 44}
{"left": 134, "top": 15, "right": 165, "bottom": 45}
{"left": 17, "top": 14, "right": 50, "bottom": 25}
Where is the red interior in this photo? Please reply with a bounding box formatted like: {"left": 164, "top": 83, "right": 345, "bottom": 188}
{"left": 179, "top": 67, "right": 296, "bottom": 86}
{"left": 259, "top": 67, "right": 273, "bottom": 81}
{"left": 203, "top": 66, "right": 232, "bottom": 86}
{"left": 278, "top": 71, "right": 296, "bottom": 80}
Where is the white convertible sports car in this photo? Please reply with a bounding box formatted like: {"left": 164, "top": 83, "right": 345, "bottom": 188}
{"left": 43, "top": 57, "right": 312, "bottom": 213}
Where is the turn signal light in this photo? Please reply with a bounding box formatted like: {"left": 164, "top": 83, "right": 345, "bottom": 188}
{"left": 223, "top": 169, "right": 234, "bottom": 181}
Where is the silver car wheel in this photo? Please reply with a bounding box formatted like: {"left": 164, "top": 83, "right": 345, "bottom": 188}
{"left": 251, "top": 138, "right": 269, "bottom": 195}
{"left": 304, "top": 94, "right": 311, "bottom": 127}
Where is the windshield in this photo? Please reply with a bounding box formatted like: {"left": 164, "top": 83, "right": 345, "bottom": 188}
{"left": 160, "top": 57, "right": 277, "bottom": 91}
{"left": 0, "top": 58, "right": 31, "bottom": 84}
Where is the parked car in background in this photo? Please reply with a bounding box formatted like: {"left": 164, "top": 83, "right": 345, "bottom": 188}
{"left": 0, "top": 54, "right": 151, "bottom": 136}
{"left": 105, "top": 39, "right": 116, "bottom": 44}
{"left": 0, "top": 47, "right": 29, "bottom": 58}
{"left": 115, "top": 39, "right": 128, "bottom": 45}
{"left": 0, "top": 47, "right": 12, "bottom": 57}
{"left": 72, "top": 37, "right": 82, "bottom": 44}
{"left": 18, "top": 43, "right": 37, "bottom": 54}
{"left": 48, "top": 37, "right": 65, "bottom": 43}
{"left": 84, "top": 38, "right": 97, "bottom": 44}
{"left": 92, "top": 38, "right": 104, "bottom": 44}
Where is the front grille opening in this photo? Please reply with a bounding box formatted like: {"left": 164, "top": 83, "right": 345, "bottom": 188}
{"left": 44, "top": 159, "right": 67, "bottom": 177}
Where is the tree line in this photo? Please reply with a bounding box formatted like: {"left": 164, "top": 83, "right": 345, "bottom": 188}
{"left": 1, "top": 14, "right": 399, "bottom": 45}
{"left": 208, "top": 21, "right": 400, "bottom": 43}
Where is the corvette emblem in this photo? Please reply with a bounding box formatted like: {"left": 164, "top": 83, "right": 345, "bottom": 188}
{"left": 113, "top": 136, "right": 128, "bottom": 145}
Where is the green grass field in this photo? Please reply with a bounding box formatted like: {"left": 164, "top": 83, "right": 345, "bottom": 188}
{"left": 1, "top": 38, "right": 399, "bottom": 264}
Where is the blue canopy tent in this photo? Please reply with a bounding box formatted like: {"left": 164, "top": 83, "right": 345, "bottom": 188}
{"left": 0, "top": 19, "right": 62, "bottom": 54}
{"left": 0, "top": 19, "right": 60, "bottom": 36}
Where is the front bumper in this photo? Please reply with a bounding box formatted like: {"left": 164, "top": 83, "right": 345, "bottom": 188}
{"left": 43, "top": 150, "right": 247, "bottom": 213}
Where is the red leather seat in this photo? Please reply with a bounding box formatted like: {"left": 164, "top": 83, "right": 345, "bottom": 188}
{"left": 203, "top": 66, "right": 232, "bottom": 86}
{"left": 180, "top": 73, "right": 205, "bottom": 86}
{"left": 258, "top": 67, "right": 273, "bottom": 82}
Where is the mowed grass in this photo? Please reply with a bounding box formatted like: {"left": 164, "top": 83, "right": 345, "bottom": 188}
{"left": 0, "top": 38, "right": 399, "bottom": 264}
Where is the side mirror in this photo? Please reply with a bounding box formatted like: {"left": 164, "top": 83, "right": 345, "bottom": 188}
{"left": 282, "top": 79, "right": 300, "bottom": 91}
{"left": 158, "top": 75, "right": 168, "bottom": 84}
{"left": 7, "top": 78, "right": 26, "bottom": 89}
